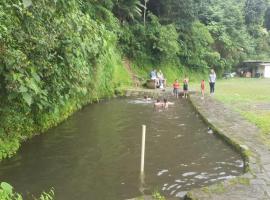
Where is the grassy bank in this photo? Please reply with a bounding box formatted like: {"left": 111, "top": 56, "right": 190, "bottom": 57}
{"left": 213, "top": 78, "right": 270, "bottom": 142}
{"left": 131, "top": 61, "right": 207, "bottom": 86}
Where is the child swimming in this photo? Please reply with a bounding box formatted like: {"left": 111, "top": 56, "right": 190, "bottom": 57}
{"left": 144, "top": 96, "right": 152, "bottom": 101}
{"left": 163, "top": 98, "right": 175, "bottom": 109}
{"left": 154, "top": 99, "right": 163, "bottom": 108}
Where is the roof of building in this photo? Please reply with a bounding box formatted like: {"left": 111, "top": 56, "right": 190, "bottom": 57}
{"left": 259, "top": 63, "right": 270, "bottom": 66}
{"left": 243, "top": 60, "right": 270, "bottom": 64}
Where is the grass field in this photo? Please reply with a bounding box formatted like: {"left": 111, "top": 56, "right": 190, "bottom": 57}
{"left": 213, "top": 78, "right": 270, "bottom": 139}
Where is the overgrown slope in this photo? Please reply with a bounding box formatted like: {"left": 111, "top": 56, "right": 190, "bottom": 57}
{"left": 0, "top": 0, "right": 131, "bottom": 160}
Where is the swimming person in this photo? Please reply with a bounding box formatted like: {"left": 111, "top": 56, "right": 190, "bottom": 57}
{"left": 144, "top": 96, "right": 152, "bottom": 101}
{"left": 154, "top": 99, "right": 163, "bottom": 108}
{"left": 163, "top": 98, "right": 174, "bottom": 109}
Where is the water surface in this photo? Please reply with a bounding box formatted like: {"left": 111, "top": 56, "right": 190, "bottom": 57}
{"left": 0, "top": 97, "right": 243, "bottom": 199}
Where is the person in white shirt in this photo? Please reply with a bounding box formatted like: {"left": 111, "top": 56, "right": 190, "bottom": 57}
{"left": 209, "top": 69, "right": 216, "bottom": 95}
{"left": 157, "top": 70, "right": 165, "bottom": 88}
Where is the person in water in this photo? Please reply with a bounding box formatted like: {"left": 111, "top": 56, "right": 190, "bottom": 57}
{"left": 144, "top": 96, "right": 151, "bottom": 101}
{"left": 154, "top": 99, "right": 163, "bottom": 109}
{"left": 163, "top": 98, "right": 174, "bottom": 109}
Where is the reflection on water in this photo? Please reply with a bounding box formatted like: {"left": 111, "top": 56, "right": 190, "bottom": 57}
{"left": 0, "top": 97, "right": 243, "bottom": 200}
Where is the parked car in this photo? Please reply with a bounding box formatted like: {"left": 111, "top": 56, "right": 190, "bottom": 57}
{"left": 223, "top": 72, "right": 236, "bottom": 79}
{"left": 255, "top": 72, "right": 263, "bottom": 78}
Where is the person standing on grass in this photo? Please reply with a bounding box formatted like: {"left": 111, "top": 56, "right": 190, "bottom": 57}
{"left": 173, "top": 79, "right": 180, "bottom": 99}
{"left": 209, "top": 69, "right": 216, "bottom": 95}
{"left": 201, "top": 79, "right": 205, "bottom": 99}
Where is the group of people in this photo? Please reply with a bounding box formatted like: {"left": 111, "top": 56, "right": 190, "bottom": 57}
{"left": 154, "top": 98, "right": 174, "bottom": 109}
{"left": 143, "top": 96, "right": 174, "bottom": 109}
{"left": 171, "top": 69, "right": 217, "bottom": 99}
{"left": 172, "top": 76, "right": 189, "bottom": 99}
{"left": 201, "top": 69, "right": 216, "bottom": 98}
{"left": 149, "top": 69, "right": 216, "bottom": 110}
{"left": 150, "top": 69, "right": 166, "bottom": 89}
{"left": 149, "top": 68, "right": 217, "bottom": 103}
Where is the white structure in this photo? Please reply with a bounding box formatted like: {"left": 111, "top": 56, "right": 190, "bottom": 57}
{"left": 242, "top": 61, "right": 270, "bottom": 78}
{"left": 258, "top": 63, "right": 270, "bottom": 78}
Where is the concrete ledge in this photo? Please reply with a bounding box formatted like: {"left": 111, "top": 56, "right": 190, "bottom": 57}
{"left": 185, "top": 94, "right": 270, "bottom": 200}
{"left": 123, "top": 88, "right": 196, "bottom": 99}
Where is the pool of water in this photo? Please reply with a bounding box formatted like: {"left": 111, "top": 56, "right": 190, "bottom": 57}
{"left": 0, "top": 97, "right": 243, "bottom": 199}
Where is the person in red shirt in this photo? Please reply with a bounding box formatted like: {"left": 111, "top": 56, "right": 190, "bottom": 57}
{"left": 201, "top": 79, "right": 205, "bottom": 99}
{"left": 173, "top": 79, "right": 180, "bottom": 99}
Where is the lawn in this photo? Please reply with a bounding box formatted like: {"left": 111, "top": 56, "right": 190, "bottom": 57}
{"left": 213, "top": 78, "right": 270, "bottom": 138}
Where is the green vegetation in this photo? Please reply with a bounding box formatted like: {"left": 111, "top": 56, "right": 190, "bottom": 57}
{"left": 0, "top": 182, "right": 54, "bottom": 200}
{"left": 199, "top": 176, "right": 250, "bottom": 196}
{"left": 214, "top": 78, "right": 270, "bottom": 140}
{"left": 0, "top": 0, "right": 132, "bottom": 160}
{"left": 229, "top": 177, "right": 250, "bottom": 186}
{"left": 152, "top": 191, "right": 166, "bottom": 200}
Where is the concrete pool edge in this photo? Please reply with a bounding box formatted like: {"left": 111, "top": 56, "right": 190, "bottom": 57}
{"left": 185, "top": 94, "right": 270, "bottom": 200}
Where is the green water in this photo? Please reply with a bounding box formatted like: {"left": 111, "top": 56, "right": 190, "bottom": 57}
{"left": 0, "top": 97, "right": 243, "bottom": 199}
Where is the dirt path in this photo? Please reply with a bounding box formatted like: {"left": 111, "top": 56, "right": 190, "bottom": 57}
{"left": 122, "top": 58, "right": 142, "bottom": 87}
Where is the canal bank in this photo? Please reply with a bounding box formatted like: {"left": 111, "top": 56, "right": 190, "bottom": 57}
{"left": 186, "top": 93, "right": 270, "bottom": 200}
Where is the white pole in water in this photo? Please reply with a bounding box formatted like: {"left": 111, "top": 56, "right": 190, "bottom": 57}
{"left": 140, "top": 125, "right": 146, "bottom": 173}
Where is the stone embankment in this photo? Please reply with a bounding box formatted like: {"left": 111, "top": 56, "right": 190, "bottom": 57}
{"left": 186, "top": 94, "right": 270, "bottom": 200}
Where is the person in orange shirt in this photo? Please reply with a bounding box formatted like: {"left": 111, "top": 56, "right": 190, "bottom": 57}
{"left": 173, "top": 79, "right": 180, "bottom": 99}
{"left": 201, "top": 79, "right": 205, "bottom": 99}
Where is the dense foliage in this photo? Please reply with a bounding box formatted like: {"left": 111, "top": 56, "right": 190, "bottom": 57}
{"left": 0, "top": 0, "right": 270, "bottom": 160}
{"left": 0, "top": 0, "right": 131, "bottom": 159}
{"left": 0, "top": 182, "right": 54, "bottom": 200}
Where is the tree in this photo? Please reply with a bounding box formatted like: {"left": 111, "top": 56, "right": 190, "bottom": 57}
{"left": 264, "top": 7, "right": 270, "bottom": 30}
{"left": 143, "top": 0, "right": 149, "bottom": 26}
{"left": 245, "top": 0, "right": 268, "bottom": 26}
{"left": 113, "top": 0, "right": 143, "bottom": 23}
{"left": 148, "top": 0, "right": 198, "bottom": 25}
